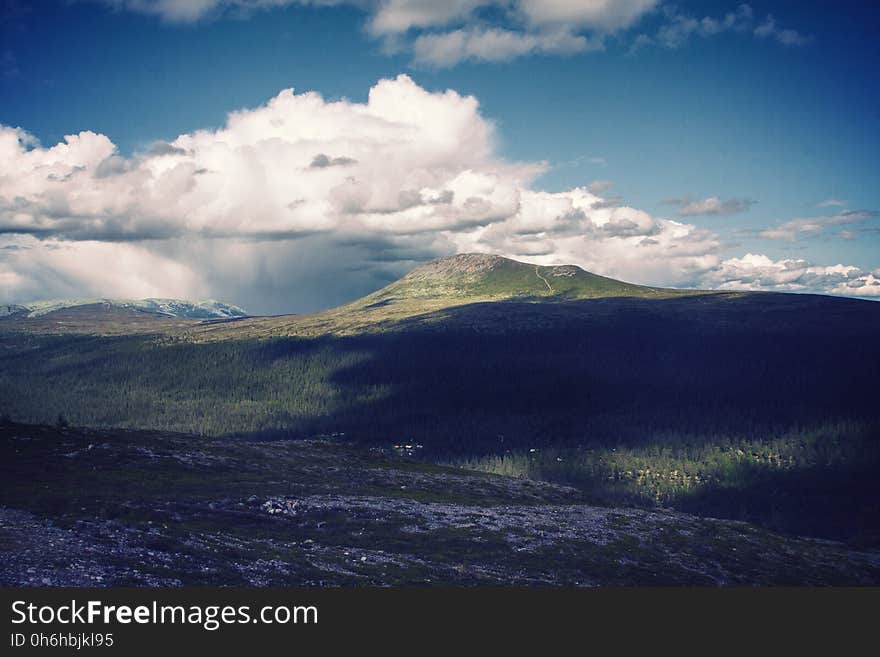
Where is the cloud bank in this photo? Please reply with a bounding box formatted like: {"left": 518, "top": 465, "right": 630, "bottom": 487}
{"left": 97, "top": 1, "right": 809, "bottom": 67}
{"left": 2, "top": 75, "right": 876, "bottom": 313}
{"left": 759, "top": 210, "right": 878, "bottom": 241}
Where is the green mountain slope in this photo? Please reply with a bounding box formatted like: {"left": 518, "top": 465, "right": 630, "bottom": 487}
{"left": 187, "top": 254, "right": 701, "bottom": 341}
{"left": 359, "top": 253, "right": 670, "bottom": 303}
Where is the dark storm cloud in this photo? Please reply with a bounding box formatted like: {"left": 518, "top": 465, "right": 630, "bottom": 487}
{"left": 147, "top": 141, "right": 191, "bottom": 157}
{"left": 310, "top": 153, "right": 358, "bottom": 168}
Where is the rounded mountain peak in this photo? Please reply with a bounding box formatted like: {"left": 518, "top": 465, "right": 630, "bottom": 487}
{"left": 358, "top": 253, "right": 657, "bottom": 306}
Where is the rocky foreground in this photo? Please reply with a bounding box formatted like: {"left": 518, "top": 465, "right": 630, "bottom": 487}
{"left": 1, "top": 424, "right": 878, "bottom": 586}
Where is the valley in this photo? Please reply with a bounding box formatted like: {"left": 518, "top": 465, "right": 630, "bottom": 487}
{"left": 2, "top": 254, "right": 879, "bottom": 584}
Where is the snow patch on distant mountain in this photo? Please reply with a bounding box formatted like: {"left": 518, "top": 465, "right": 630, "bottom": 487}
{"left": 0, "top": 304, "right": 29, "bottom": 318}
{"left": 6, "top": 298, "right": 248, "bottom": 320}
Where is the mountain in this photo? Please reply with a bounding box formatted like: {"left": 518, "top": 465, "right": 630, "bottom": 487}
{"left": 0, "top": 297, "right": 248, "bottom": 335}
{"left": 359, "top": 253, "right": 676, "bottom": 304}
{"left": 181, "top": 252, "right": 872, "bottom": 343}
{"left": 4, "top": 297, "right": 248, "bottom": 319}
{"left": 345, "top": 253, "right": 698, "bottom": 321}
{"left": 186, "top": 254, "right": 703, "bottom": 340}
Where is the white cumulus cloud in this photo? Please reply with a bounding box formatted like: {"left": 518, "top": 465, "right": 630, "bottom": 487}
{"left": 701, "top": 253, "right": 880, "bottom": 297}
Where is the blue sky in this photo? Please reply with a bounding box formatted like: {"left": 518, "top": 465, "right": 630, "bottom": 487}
{"left": 1, "top": 1, "right": 878, "bottom": 312}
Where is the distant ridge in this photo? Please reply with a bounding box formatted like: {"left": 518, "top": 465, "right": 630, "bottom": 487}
{"left": 0, "top": 298, "right": 248, "bottom": 320}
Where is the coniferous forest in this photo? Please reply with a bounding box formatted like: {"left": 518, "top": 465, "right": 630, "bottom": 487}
{"left": 3, "top": 290, "right": 879, "bottom": 545}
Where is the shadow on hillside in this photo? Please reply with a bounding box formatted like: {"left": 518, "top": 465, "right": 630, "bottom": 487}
{"left": 258, "top": 293, "right": 880, "bottom": 543}
{"left": 270, "top": 293, "right": 880, "bottom": 451}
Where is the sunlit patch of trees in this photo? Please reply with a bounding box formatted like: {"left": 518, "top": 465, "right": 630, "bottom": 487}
{"left": 455, "top": 421, "right": 880, "bottom": 543}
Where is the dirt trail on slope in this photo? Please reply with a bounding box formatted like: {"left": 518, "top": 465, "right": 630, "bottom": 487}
{"left": 535, "top": 266, "right": 553, "bottom": 292}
